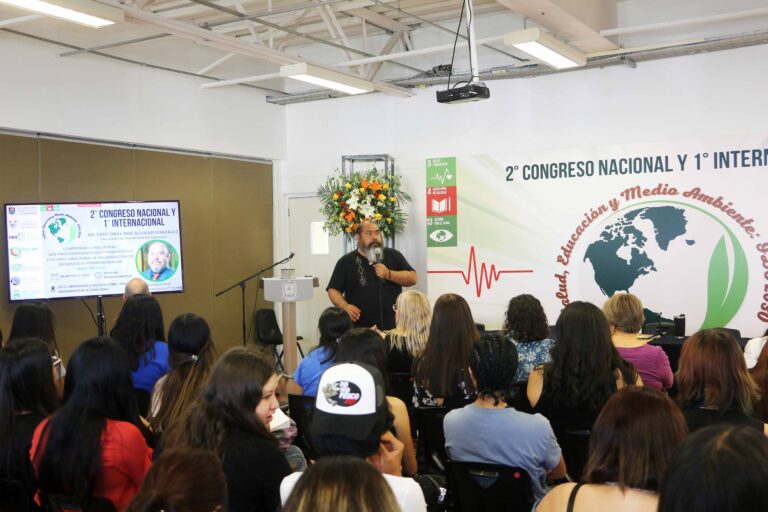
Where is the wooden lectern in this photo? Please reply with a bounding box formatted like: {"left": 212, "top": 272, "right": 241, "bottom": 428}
{"left": 260, "top": 269, "right": 318, "bottom": 374}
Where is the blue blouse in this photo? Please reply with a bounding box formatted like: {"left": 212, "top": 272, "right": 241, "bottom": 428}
{"left": 508, "top": 336, "right": 555, "bottom": 382}
{"left": 132, "top": 341, "right": 170, "bottom": 393}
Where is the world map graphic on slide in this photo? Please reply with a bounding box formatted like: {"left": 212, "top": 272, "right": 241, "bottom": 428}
{"left": 583, "top": 206, "right": 695, "bottom": 296}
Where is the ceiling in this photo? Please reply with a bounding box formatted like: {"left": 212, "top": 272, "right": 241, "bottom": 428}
{"left": 2, "top": 0, "right": 768, "bottom": 103}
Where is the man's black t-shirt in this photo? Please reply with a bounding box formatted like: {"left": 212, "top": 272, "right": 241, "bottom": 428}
{"left": 327, "top": 248, "right": 414, "bottom": 330}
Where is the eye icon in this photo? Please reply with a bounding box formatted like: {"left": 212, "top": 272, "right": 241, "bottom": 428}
{"left": 429, "top": 230, "right": 454, "bottom": 242}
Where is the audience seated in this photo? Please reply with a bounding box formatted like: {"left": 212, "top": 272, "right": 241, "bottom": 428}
{"left": 127, "top": 447, "right": 226, "bottom": 512}
{"left": 289, "top": 307, "right": 351, "bottom": 396}
{"left": 335, "top": 328, "right": 417, "bottom": 476}
{"left": 161, "top": 348, "right": 292, "bottom": 512}
{"left": 384, "top": 290, "right": 430, "bottom": 374}
{"left": 744, "top": 327, "right": 768, "bottom": 369}
{"left": 503, "top": 294, "right": 556, "bottom": 382}
{"left": 676, "top": 328, "right": 766, "bottom": 433}
{"left": 602, "top": 293, "right": 673, "bottom": 390}
{"left": 0, "top": 338, "right": 59, "bottom": 504}
{"left": 281, "top": 362, "right": 427, "bottom": 512}
{"left": 413, "top": 293, "right": 478, "bottom": 410}
{"left": 112, "top": 295, "right": 170, "bottom": 395}
{"left": 30, "top": 337, "right": 152, "bottom": 511}
{"left": 6, "top": 302, "right": 65, "bottom": 396}
{"left": 536, "top": 387, "right": 687, "bottom": 512}
{"left": 444, "top": 333, "right": 565, "bottom": 501}
{"left": 147, "top": 313, "right": 217, "bottom": 433}
{"left": 527, "top": 301, "right": 640, "bottom": 480}
{"left": 658, "top": 425, "right": 768, "bottom": 512}
{"left": 282, "top": 455, "right": 399, "bottom": 512}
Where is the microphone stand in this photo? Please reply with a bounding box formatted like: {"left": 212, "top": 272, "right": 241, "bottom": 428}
{"left": 215, "top": 253, "right": 295, "bottom": 346}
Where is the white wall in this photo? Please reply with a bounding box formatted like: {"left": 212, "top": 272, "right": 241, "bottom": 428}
{"left": 0, "top": 32, "right": 286, "bottom": 160}
{"left": 279, "top": 44, "right": 768, "bottom": 297}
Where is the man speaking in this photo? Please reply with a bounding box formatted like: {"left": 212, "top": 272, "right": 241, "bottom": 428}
{"left": 327, "top": 220, "right": 417, "bottom": 330}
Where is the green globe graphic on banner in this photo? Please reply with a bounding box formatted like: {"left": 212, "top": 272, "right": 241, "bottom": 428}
{"left": 44, "top": 216, "right": 78, "bottom": 245}
{"left": 581, "top": 202, "right": 747, "bottom": 330}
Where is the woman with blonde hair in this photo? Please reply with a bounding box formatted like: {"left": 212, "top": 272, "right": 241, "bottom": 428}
{"left": 385, "top": 290, "right": 431, "bottom": 374}
{"left": 148, "top": 313, "right": 217, "bottom": 432}
{"left": 602, "top": 293, "right": 673, "bottom": 390}
{"left": 283, "top": 455, "right": 399, "bottom": 512}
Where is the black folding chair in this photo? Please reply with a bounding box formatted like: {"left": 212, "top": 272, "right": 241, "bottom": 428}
{"left": 0, "top": 478, "right": 33, "bottom": 512}
{"left": 557, "top": 429, "right": 591, "bottom": 482}
{"left": 255, "top": 309, "right": 304, "bottom": 372}
{"left": 415, "top": 406, "right": 449, "bottom": 473}
{"left": 448, "top": 460, "right": 534, "bottom": 512}
{"left": 288, "top": 394, "right": 316, "bottom": 460}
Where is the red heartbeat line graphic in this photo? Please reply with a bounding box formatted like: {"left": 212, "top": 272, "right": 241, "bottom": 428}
{"left": 427, "top": 246, "right": 533, "bottom": 297}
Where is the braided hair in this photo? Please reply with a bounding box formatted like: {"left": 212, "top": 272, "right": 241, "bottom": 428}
{"left": 469, "top": 333, "right": 518, "bottom": 406}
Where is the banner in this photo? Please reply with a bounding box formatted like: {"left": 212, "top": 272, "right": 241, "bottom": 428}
{"left": 426, "top": 136, "right": 768, "bottom": 337}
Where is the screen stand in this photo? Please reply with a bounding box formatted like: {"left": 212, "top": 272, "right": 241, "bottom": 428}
{"left": 96, "top": 296, "right": 106, "bottom": 336}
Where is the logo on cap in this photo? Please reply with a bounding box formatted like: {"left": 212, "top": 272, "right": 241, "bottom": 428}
{"left": 322, "top": 380, "right": 362, "bottom": 407}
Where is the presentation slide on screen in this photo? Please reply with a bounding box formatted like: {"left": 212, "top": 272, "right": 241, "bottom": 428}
{"left": 5, "top": 201, "right": 183, "bottom": 301}
{"left": 425, "top": 135, "right": 768, "bottom": 337}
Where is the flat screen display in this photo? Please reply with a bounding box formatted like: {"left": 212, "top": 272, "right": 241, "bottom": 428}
{"left": 5, "top": 201, "right": 183, "bottom": 301}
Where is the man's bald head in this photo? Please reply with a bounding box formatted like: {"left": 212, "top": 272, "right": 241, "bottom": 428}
{"left": 124, "top": 277, "right": 150, "bottom": 302}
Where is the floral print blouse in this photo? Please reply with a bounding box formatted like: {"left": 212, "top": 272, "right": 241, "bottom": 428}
{"left": 508, "top": 336, "right": 556, "bottom": 382}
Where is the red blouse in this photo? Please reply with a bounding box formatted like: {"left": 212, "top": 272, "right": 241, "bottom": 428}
{"left": 30, "top": 418, "right": 152, "bottom": 511}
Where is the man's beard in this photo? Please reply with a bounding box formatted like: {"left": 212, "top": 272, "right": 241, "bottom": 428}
{"left": 362, "top": 242, "right": 383, "bottom": 264}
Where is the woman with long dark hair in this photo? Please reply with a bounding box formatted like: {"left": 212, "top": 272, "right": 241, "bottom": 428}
{"left": 335, "top": 328, "right": 417, "bottom": 476}
{"left": 537, "top": 387, "right": 687, "bottom": 512}
{"left": 676, "top": 329, "right": 765, "bottom": 433}
{"left": 412, "top": 293, "right": 478, "bottom": 409}
{"left": 7, "top": 302, "right": 65, "bottom": 396}
{"left": 503, "top": 294, "right": 555, "bottom": 382}
{"left": 289, "top": 307, "right": 352, "bottom": 396}
{"left": 0, "top": 338, "right": 59, "bottom": 502}
{"left": 750, "top": 337, "right": 768, "bottom": 422}
{"left": 112, "top": 295, "right": 169, "bottom": 394}
{"left": 528, "top": 301, "right": 639, "bottom": 480}
{"left": 148, "top": 313, "right": 217, "bottom": 433}
{"left": 30, "top": 337, "right": 152, "bottom": 510}
{"left": 161, "top": 348, "right": 292, "bottom": 512}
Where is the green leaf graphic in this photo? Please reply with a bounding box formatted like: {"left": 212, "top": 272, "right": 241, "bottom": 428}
{"left": 701, "top": 233, "right": 749, "bottom": 329}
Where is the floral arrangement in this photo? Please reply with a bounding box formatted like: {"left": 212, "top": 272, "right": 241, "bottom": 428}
{"left": 318, "top": 167, "right": 411, "bottom": 239}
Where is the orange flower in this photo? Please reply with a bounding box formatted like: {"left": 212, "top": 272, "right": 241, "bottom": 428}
{"left": 370, "top": 181, "right": 382, "bottom": 194}
{"left": 345, "top": 211, "right": 356, "bottom": 222}
{"left": 361, "top": 178, "right": 369, "bottom": 189}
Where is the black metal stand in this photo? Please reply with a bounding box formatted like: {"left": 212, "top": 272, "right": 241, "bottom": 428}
{"left": 96, "top": 296, "right": 106, "bottom": 336}
{"left": 215, "top": 253, "right": 295, "bottom": 346}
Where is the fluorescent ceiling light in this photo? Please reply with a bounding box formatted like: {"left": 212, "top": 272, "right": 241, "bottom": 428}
{"left": 504, "top": 28, "right": 587, "bottom": 69}
{"left": 0, "top": 0, "right": 123, "bottom": 28}
{"left": 280, "top": 63, "right": 373, "bottom": 95}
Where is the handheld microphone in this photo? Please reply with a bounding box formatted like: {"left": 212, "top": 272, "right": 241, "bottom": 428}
{"left": 373, "top": 247, "right": 384, "bottom": 282}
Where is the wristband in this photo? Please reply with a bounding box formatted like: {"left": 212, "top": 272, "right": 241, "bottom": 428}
{"left": 387, "top": 269, "right": 392, "bottom": 280}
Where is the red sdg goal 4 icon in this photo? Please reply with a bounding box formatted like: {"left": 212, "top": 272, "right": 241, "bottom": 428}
{"left": 427, "top": 187, "right": 457, "bottom": 216}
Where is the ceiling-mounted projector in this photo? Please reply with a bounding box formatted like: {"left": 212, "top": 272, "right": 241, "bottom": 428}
{"left": 436, "top": 82, "right": 490, "bottom": 104}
